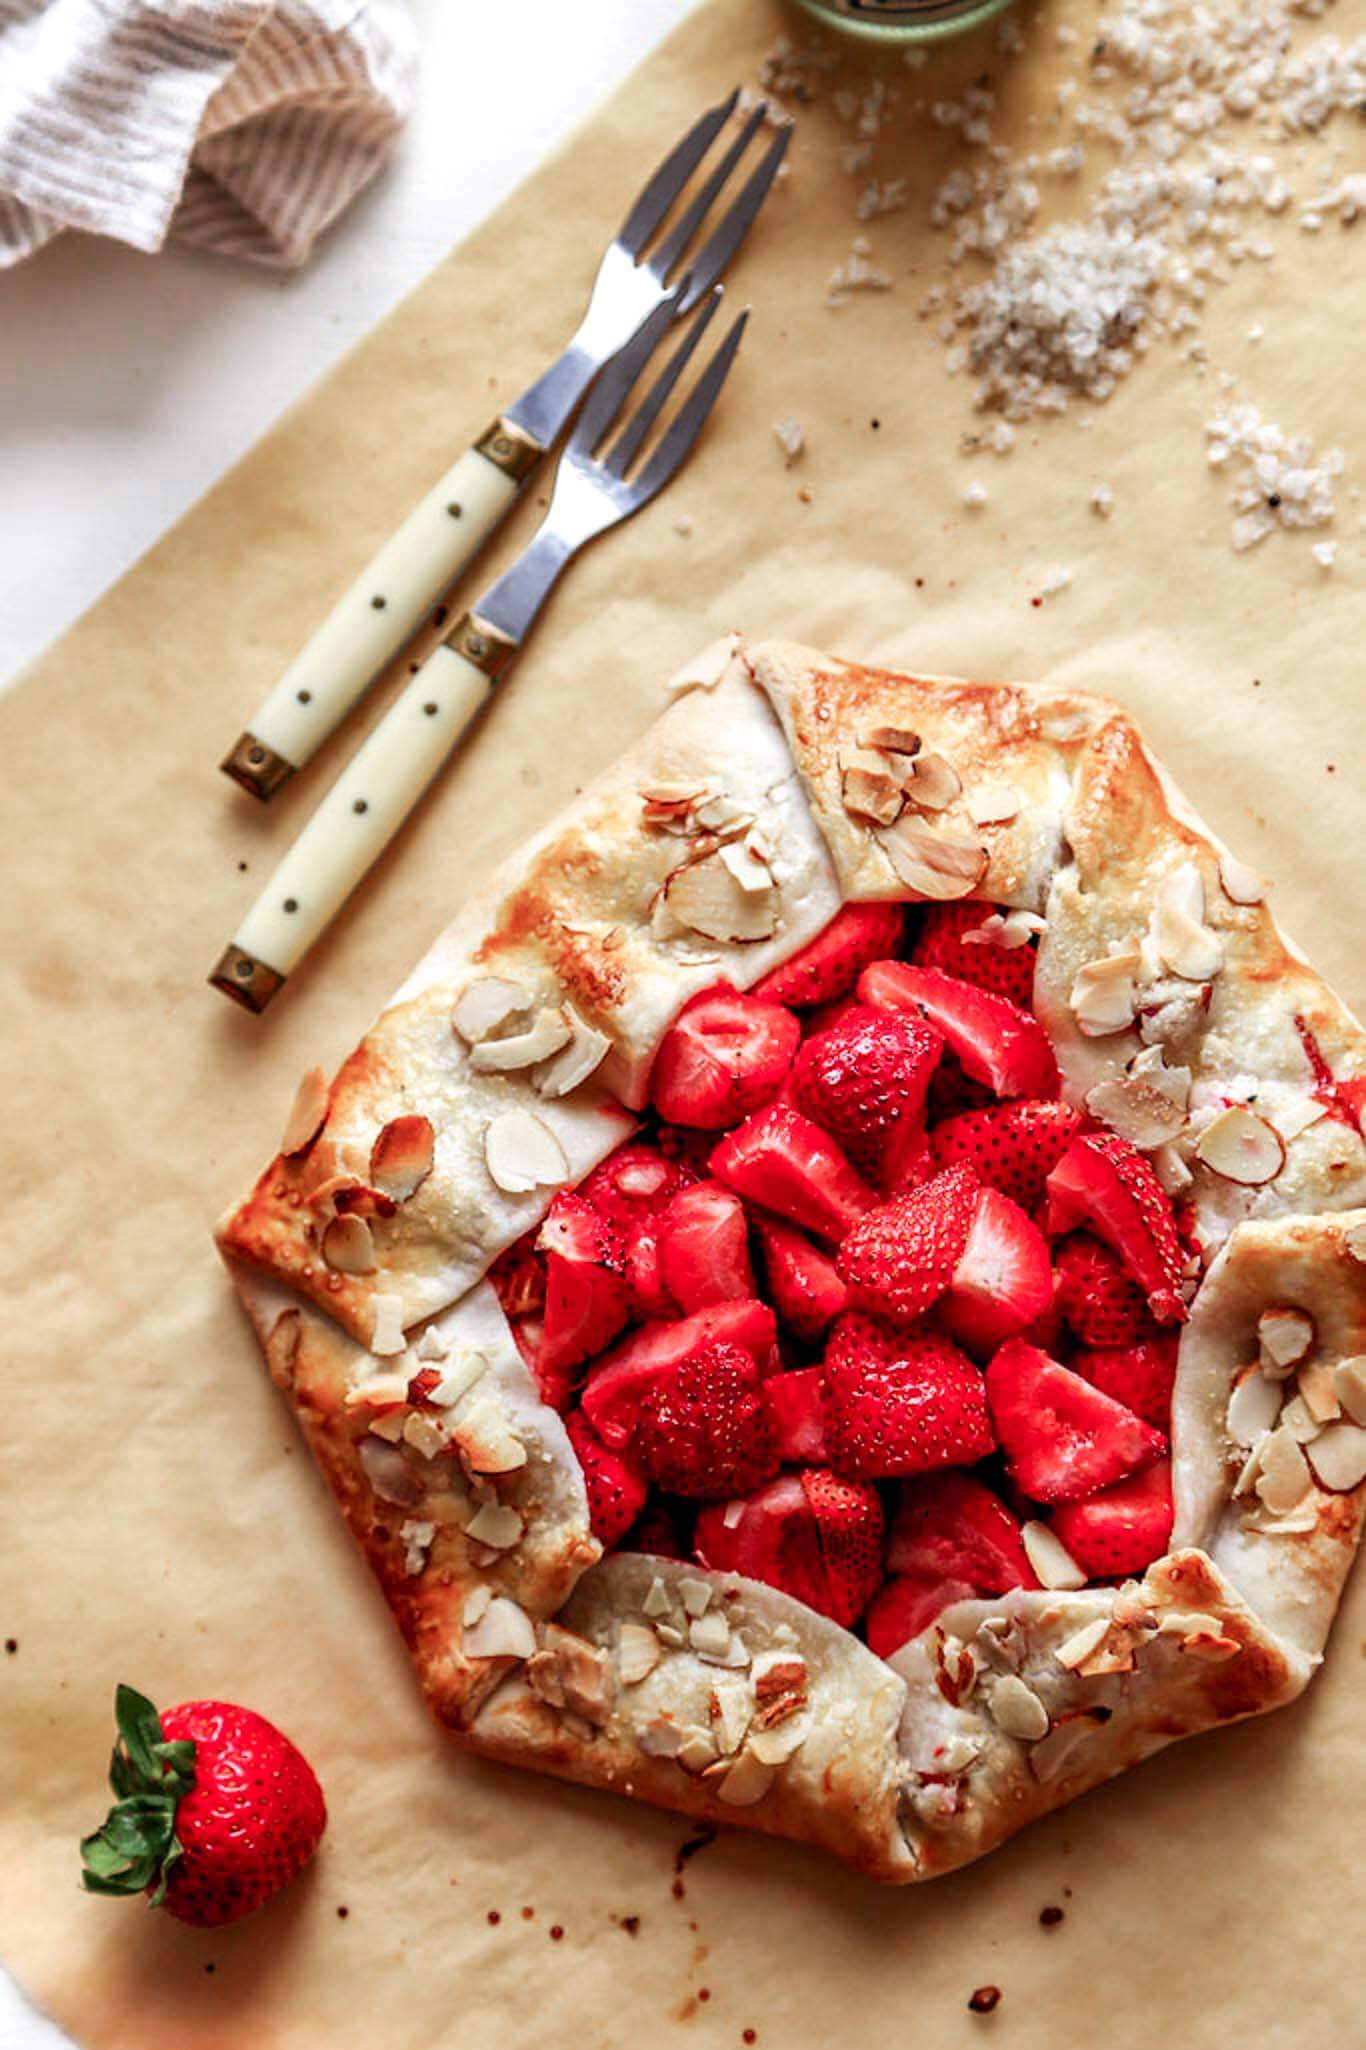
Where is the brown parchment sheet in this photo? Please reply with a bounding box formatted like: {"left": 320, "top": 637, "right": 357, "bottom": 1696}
{"left": 3, "top": 1, "right": 1365, "bottom": 2043}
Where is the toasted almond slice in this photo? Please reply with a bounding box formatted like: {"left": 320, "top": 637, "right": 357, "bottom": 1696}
{"left": 463, "top": 1596, "right": 536, "bottom": 1660}
{"left": 1253, "top": 1426, "right": 1313, "bottom": 1514}
{"left": 618, "top": 1623, "right": 662, "bottom": 1685}
{"left": 366, "top": 1408, "right": 407, "bottom": 1443}
{"left": 987, "top": 1674, "right": 1050, "bottom": 1741}
{"left": 370, "top": 1294, "right": 406, "bottom": 1356}
{"left": 679, "top": 1576, "right": 714, "bottom": 1618}
{"left": 841, "top": 756, "right": 906, "bottom": 826}
{"left": 1069, "top": 939, "right": 1142, "bottom": 1037}
{"left": 1258, "top": 1306, "right": 1315, "bottom": 1377}
{"left": 452, "top": 977, "right": 531, "bottom": 1046}
{"left": 1218, "top": 852, "right": 1267, "bottom": 905}
{"left": 1129, "top": 1043, "right": 1193, "bottom": 1106}
{"left": 348, "top": 1371, "right": 410, "bottom": 1410}
{"left": 484, "top": 1108, "right": 569, "bottom": 1194}
{"left": 1305, "top": 1421, "right": 1366, "bottom": 1493}
{"left": 1178, "top": 1627, "right": 1241, "bottom": 1661}
{"left": 693, "top": 792, "right": 754, "bottom": 837}
{"left": 655, "top": 1621, "right": 687, "bottom": 1649}
{"left": 430, "top": 1351, "right": 487, "bottom": 1410}
{"left": 962, "top": 909, "right": 1046, "bottom": 950}
{"left": 414, "top": 1325, "right": 450, "bottom": 1363}
{"left": 322, "top": 1212, "right": 376, "bottom": 1275}
{"left": 640, "top": 778, "right": 709, "bottom": 808}
{"left": 1085, "top": 1074, "right": 1188, "bottom": 1148}
{"left": 1333, "top": 1357, "right": 1366, "bottom": 1426}
{"left": 369, "top": 1114, "right": 435, "bottom": 1201}
{"left": 1232, "top": 1430, "right": 1270, "bottom": 1498}
{"left": 464, "top": 1501, "right": 524, "bottom": 1550}
{"left": 463, "top": 1585, "right": 492, "bottom": 1627}
{"left": 357, "top": 1435, "right": 422, "bottom": 1507}
{"left": 906, "top": 751, "right": 962, "bottom": 812}
{"left": 965, "top": 783, "right": 1020, "bottom": 826}
{"left": 1021, "top": 1521, "right": 1087, "bottom": 1591}
{"left": 453, "top": 1400, "right": 527, "bottom": 1476}
{"left": 719, "top": 839, "right": 776, "bottom": 895}
{"left": 469, "top": 1007, "right": 573, "bottom": 1073}
{"left": 642, "top": 1575, "right": 672, "bottom": 1619}
{"left": 1346, "top": 1222, "right": 1366, "bottom": 1266}
{"left": 1298, "top": 1356, "right": 1341, "bottom": 1425}
{"left": 859, "top": 722, "right": 921, "bottom": 756}
{"left": 1227, "top": 1363, "right": 1282, "bottom": 1446}
{"left": 749, "top": 1723, "right": 808, "bottom": 1766}
{"left": 1151, "top": 1142, "right": 1195, "bottom": 1197}
{"left": 534, "top": 1007, "right": 611, "bottom": 1098}
{"left": 1153, "top": 901, "right": 1223, "bottom": 981}
{"left": 877, "top": 817, "right": 988, "bottom": 899}
{"left": 662, "top": 850, "right": 779, "bottom": 943}
{"left": 1157, "top": 860, "right": 1205, "bottom": 923}
{"left": 1270, "top": 1098, "right": 1329, "bottom": 1143}
{"left": 663, "top": 633, "right": 742, "bottom": 698}
{"left": 1279, "top": 1393, "right": 1322, "bottom": 1443}
{"left": 689, "top": 1611, "right": 732, "bottom": 1659}
{"left": 1055, "top": 1617, "right": 1111, "bottom": 1670}
{"left": 402, "top": 1411, "right": 446, "bottom": 1460}
{"left": 281, "top": 1066, "right": 328, "bottom": 1156}
{"left": 717, "top": 1750, "right": 776, "bottom": 1807}
{"left": 1195, "top": 1106, "right": 1286, "bottom": 1185}
{"left": 638, "top": 1715, "right": 684, "bottom": 1757}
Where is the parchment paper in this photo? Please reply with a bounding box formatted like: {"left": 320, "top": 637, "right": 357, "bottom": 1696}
{"left": 3, "top": 2, "right": 1364, "bottom": 2044}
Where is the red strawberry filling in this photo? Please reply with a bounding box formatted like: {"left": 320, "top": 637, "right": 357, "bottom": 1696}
{"left": 490, "top": 901, "right": 1192, "bottom": 1658}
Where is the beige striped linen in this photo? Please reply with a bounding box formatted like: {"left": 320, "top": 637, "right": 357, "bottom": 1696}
{"left": 0, "top": 0, "right": 417, "bottom": 268}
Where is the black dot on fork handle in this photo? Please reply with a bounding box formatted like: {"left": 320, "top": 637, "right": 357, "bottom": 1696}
{"left": 447, "top": 503, "right": 462, "bottom": 519}
{"left": 353, "top": 799, "right": 368, "bottom": 815}
{"left": 283, "top": 898, "right": 298, "bottom": 914}
{"left": 424, "top": 703, "right": 439, "bottom": 716}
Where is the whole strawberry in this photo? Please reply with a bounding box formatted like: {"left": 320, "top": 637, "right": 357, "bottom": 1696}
{"left": 80, "top": 1685, "right": 326, "bottom": 1927}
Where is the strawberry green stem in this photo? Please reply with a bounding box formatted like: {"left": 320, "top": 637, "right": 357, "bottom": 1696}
{"left": 79, "top": 1685, "right": 197, "bottom": 1908}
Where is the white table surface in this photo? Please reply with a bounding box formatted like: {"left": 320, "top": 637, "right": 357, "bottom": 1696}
{"left": 0, "top": 5, "right": 696, "bottom": 2040}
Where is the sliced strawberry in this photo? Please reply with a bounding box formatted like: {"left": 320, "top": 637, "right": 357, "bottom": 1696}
{"left": 1051, "top": 1460, "right": 1173, "bottom": 1578}
{"left": 622, "top": 1498, "right": 688, "bottom": 1561}
{"left": 637, "top": 1341, "right": 780, "bottom": 1499}
{"left": 1052, "top": 1232, "right": 1158, "bottom": 1347}
{"left": 859, "top": 961, "right": 1059, "bottom": 1101}
{"left": 565, "top": 1411, "right": 647, "bottom": 1550}
{"left": 930, "top": 1100, "right": 1083, "bottom": 1211}
{"left": 866, "top": 1573, "right": 977, "bottom": 1659}
{"left": 910, "top": 900, "right": 1037, "bottom": 1005}
{"left": 536, "top": 1194, "right": 631, "bottom": 1400}
{"left": 710, "top": 1103, "right": 878, "bottom": 1243}
{"left": 768, "top": 1367, "right": 828, "bottom": 1462}
{"left": 649, "top": 985, "right": 800, "bottom": 1131}
{"left": 821, "top": 1313, "right": 994, "bottom": 1478}
{"left": 580, "top": 1143, "right": 693, "bottom": 1231}
{"left": 755, "top": 903, "right": 907, "bottom": 1008}
{"left": 654, "top": 1181, "right": 756, "bottom": 1313}
{"left": 986, "top": 1339, "right": 1167, "bottom": 1503}
{"left": 788, "top": 1004, "right": 942, "bottom": 1184}
{"left": 487, "top": 1235, "right": 547, "bottom": 1322}
{"left": 580, "top": 1299, "right": 780, "bottom": 1448}
{"left": 752, "top": 1215, "right": 847, "bottom": 1344}
{"left": 886, "top": 1471, "right": 1036, "bottom": 1591}
{"left": 1073, "top": 1338, "right": 1178, "bottom": 1429}
{"left": 945, "top": 1185, "right": 1053, "bottom": 1358}
{"left": 1045, "top": 1134, "right": 1187, "bottom": 1324}
{"left": 623, "top": 1225, "right": 675, "bottom": 1321}
{"left": 836, "top": 1163, "right": 980, "bottom": 1326}
{"left": 694, "top": 1468, "right": 883, "bottom": 1627}
{"left": 927, "top": 1060, "right": 997, "bottom": 1124}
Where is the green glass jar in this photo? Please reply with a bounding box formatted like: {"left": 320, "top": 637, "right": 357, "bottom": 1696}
{"left": 793, "top": 0, "right": 1016, "bottom": 42}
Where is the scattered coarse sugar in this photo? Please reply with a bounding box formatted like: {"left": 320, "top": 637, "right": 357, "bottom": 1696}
{"left": 771, "top": 418, "right": 806, "bottom": 466}
{"left": 1090, "top": 484, "right": 1115, "bottom": 518}
{"left": 963, "top": 481, "right": 989, "bottom": 509}
{"left": 1205, "top": 400, "right": 1344, "bottom": 550}
{"left": 826, "top": 235, "right": 893, "bottom": 309}
{"left": 1038, "top": 566, "right": 1074, "bottom": 598}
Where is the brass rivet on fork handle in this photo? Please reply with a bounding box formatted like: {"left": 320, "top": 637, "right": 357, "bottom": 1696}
{"left": 220, "top": 733, "right": 296, "bottom": 802}
{"left": 474, "top": 418, "right": 543, "bottom": 484}
{"left": 209, "top": 945, "right": 286, "bottom": 1014}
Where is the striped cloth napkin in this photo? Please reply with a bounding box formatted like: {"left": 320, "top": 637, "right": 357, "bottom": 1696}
{"left": 0, "top": 0, "right": 418, "bottom": 269}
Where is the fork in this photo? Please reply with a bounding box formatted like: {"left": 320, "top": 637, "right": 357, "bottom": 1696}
{"left": 220, "top": 90, "right": 787, "bottom": 803}
{"left": 210, "top": 289, "right": 748, "bottom": 1013}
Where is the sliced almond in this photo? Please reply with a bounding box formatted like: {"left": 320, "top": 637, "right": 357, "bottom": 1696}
{"left": 1253, "top": 1426, "right": 1313, "bottom": 1515}
{"left": 357, "top": 1435, "right": 422, "bottom": 1508}
{"left": 1085, "top": 1074, "right": 1187, "bottom": 1148}
{"left": 877, "top": 816, "right": 987, "bottom": 900}
{"left": 1137, "top": 979, "right": 1211, "bottom": 1050}
{"left": 1227, "top": 1363, "right": 1282, "bottom": 1446}
{"left": 1177, "top": 1626, "right": 1241, "bottom": 1660}
{"left": 859, "top": 722, "right": 921, "bottom": 756}
{"left": 689, "top": 1611, "right": 732, "bottom": 1659}
{"left": 1028, "top": 1707, "right": 1107, "bottom": 1784}
{"left": 370, "top": 1294, "right": 406, "bottom": 1356}
{"left": 1305, "top": 1421, "right": 1366, "bottom": 1493}
{"left": 965, "top": 783, "right": 1021, "bottom": 826}
{"left": 414, "top": 1325, "right": 450, "bottom": 1363}
{"left": 748, "top": 1723, "right": 808, "bottom": 1766}
{"left": 430, "top": 1351, "right": 487, "bottom": 1409}
{"left": 1279, "top": 1393, "right": 1322, "bottom": 1443}
{"left": 462, "top": 1596, "right": 536, "bottom": 1661}
{"left": 464, "top": 1501, "right": 524, "bottom": 1550}
{"left": 452, "top": 977, "right": 531, "bottom": 1046}
{"left": 719, "top": 839, "right": 776, "bottom": 895}
{"left": 1194, "top": 1106, "right": 1286, "bottom": 1185}
{"left": 987, "top": 1674, "right": 1050, "bottom": 1741}
{"left": 1156, "top": 860, "right": 1205, "bottom": 924}
{"left": 484, "top": 1108, "right": 569, "bottom": 1194}
{"left": 661, "top": 850, "right": 779, "bottom": 943}
{"left": 618, "top": 1623, "right": 662, "bottom": 1685}
{"left": 841, "top": 756, "right": 905, "bottom": 826}
{"left": 1333, "top": 1357, "right": 1366, "bottom": 1426}
{"left": 452, "top": 1395, "right": 527, "bottom": 1475}
{"left": 904, "top": 751, "right": 961, "bottom": 812}
{"left": 1297, "top": 1356, "right": 1341, "bottom": 1426}
{"left": 1151, "top": 1142, "right": 1195, "bottom": 1197}
{"left": 399, "top": 1519, "right": 436, "bottom": 1576}
{"left": 1258, "top": 1306, "right": 1315, "bottom": 1376}
{"left": 716, "top": 1750, "right": 775, "bottom": 1807}
{"left": 693, "top": 792, "right": 754, "bottom": 837}
{"left": 402, "top": 1410, "right": 446, "bottom": 1460}
{"left": 322, "top": 1212, "right": 376, "bottom": 1275}
{"left": 366, "top": 1407, "right": 407, "bottom": 1443}
{"left": 1069, "top": 939, "right": 1142, "bottom": 1037}
{"left": 1022, "top": 1521, "right": 1087, "bottom": 1591}
{"left": 347, "top": 1370, "right": 409, "bottom": 1410}
{"left": 678, "top": 1576, "right": 714, "bottom": 1618}
{"left": 1218, "top": 853, "right": 1267, "bottom": 905}
{"left": 677, "top": 1729, "right": 718, "bottom": 1773}
{"left": 1153, "top": 901, "right": 1223, "bottom": 981}
{"left": 469, "top": 1007, "right": 573, "bottom": 1073}
{"left": 1054, "top": 1617, "right": 1111, "bottom": 1670}
{"left": 534, "top": 1007, "right": 611, "bottom": 1098}
{"left": 962, "top": 909, "right": 1046, "bottom": 950}
{"left": 638, "top": 1716, "right": 684, "bottom": 1758}
{"left": 369, "top": 1114, "right": 435, "bottom": 1201}
{"left": 462, "top": 1585, "right": 492, "bottom": 1627}
{"left": 281, "top": 1066, "right": 329, "bottom": 1156}
{"left": 641, "top": 1575, "right": 672, "bottom": 1619}
{"left": 1346, "top": 1221, "right": 1366, "bottom": 1266}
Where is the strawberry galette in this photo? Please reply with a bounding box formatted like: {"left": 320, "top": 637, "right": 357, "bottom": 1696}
{"left": 218, "top": 637, "right": 1366, "bottom": 1882}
